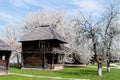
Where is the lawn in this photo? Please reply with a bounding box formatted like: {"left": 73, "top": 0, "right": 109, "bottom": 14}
{"left": 115, "top": 63, "right": 120, "bottom": 65}
{"left": 0, "top": 74, "right": 53, "bottom": 80}
{"left": 5, "top": 66, "right": 120, "bottom": 80}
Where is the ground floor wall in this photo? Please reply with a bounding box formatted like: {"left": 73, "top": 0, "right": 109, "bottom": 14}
{"left": 0, "top": 60, "right": 8, "bottom": 75}
{"left": 22, "top": 53, "right": 63, "bottom": 70}
{"left": 0, "top": 51, "right": 11, "bottom": 74}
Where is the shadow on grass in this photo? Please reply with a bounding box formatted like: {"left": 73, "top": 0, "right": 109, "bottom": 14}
{"left": 64, "top": 66, "right": 86, "bottom": 68}
{"left": 58, "top": 69, "right": 96, "bottom": 75}
{"left": 57, "top": 66, "right": 107, "bottom": 78}
{"left": 10, "top": 65, "right": 107, "bottom": 79}
{"left": 10, "top": 66, "right": 21, "bottom": 69}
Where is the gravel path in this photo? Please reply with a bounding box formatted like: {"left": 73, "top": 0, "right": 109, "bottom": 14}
{"left": 9, "top": 73, "right": 89, "bottom": 80}
{"left": 88, "top": 63, "right": 120, "bottom": 69}
{"left": 110, "top": 63, "right": 120, "bottom": 68}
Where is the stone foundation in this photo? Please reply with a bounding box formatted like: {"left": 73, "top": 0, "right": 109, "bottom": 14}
{"left": 22, "top": 64, "right": 64, "bottom": 70}
{"left": 0, "top": 71, "right": 8, "bottom": 75}
{"left": 53, "top": 65, "right": 64, "bottom": 70}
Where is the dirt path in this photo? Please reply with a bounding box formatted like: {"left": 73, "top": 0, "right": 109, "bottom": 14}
{"left": 9, "top": 73, "right": 89, "bottom": 80}
{"left": 110, "top": 63, "right": 120, "bottom": 68}
{"left": 88, "top": 63, "right": 120, "bottom": 69}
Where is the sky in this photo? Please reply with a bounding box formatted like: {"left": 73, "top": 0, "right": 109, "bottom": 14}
{"left": 0, "top": 0, "right": 108, "bottom": 29}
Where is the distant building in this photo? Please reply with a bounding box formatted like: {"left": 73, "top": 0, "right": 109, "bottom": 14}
{"left": 0, "top": 40, "right": 12, "bottom": 74}
{"left": 20, "top": 25, "right": 67, "bottom": 70}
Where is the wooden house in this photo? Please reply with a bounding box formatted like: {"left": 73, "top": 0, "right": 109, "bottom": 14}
{"left": 20, "top": 25, "right": 67, "bottom": 70}
{"left": 0, "top": 40, "right": 12, "bottom": 74}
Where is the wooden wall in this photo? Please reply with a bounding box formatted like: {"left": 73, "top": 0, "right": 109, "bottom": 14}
{"left": 22, "top": 40, "right": 62, "bottom": 69}
{"left": 22, "top": 53, "right": 54, "bottom": 69}
{"left": 0, "top": 51, "right": 11, "bottom": 74}
{"left": 22, "top": 40, "right": 60, "bottom": 52}
{"left": 24, "top": 56, "right": 43, "bottom": 68}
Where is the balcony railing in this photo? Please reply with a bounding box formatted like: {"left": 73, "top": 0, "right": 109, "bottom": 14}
{"left": 23, "top": 47, "right": 63, "bottom": 54}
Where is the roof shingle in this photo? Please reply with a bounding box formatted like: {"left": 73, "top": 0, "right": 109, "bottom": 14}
{"left": 20, "top": 25, "right": 67, "bottom": 43}
{"left": 0, "top": 40, "right": 12, "bottom": 51}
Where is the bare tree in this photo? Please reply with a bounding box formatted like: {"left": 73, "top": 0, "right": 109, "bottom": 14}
{"left": 72, "top": 0, "right": 120, "bottom": 76}
{"left": 70, "top": 17, "right": 94, "bottom": 64}
{"left": 76, "top": 15, "right": 104, "bottom": 76}
{"left": 2, "top": 23, "right": 22, "bottom": 67}
{"left": 22, "top": 8, "right": 67, "bottom": 33}
{"left": 100, "top": 0, "right": 120, "bottom": 72}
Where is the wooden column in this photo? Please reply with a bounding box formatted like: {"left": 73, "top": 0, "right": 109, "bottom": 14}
{"left": 6, "top": 58, "right": 8, "bottom": 74}
{"left": 42, "top": 53, "right": 44, "bottom": 69}
{"left": 43, "top": 52, "right": 45, "bottom": 69}
{"left": 52, "top": 53, "right": 54, "bottom": 69}
{"left": 21, "top": 53, "right": 24, "bottom": 68}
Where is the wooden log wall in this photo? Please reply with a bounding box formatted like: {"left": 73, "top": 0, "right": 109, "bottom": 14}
{"left": 22, "top": 40, "right": 61, "bottom": 52}
{"left": 22, "top": 40, "right": 62, "bottom": 69}
{"left": 0, "top": 51, "right": 11, "bottom": 74}
{"left": 24, "top": 56, "right": 43, "bottom": 68}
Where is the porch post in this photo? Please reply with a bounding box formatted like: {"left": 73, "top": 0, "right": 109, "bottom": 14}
{"left": 52, "top": 53, "right": 54, "bottom": 69}
{"left": 44, "top": 52, "right": 46, "bottom": 69}
{"left": 21, "top": 53, "right": 24, "bottom": 68}
{"left": 43, "top": 52, "right": 45, "bottom": 69}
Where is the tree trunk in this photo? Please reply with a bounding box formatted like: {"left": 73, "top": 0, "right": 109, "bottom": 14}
{"left": 97, "top": 62, "right": 102, "bottom": 77}
{"left": 21, "top": 54, "right": 23, "bottom": 68}
{"left": 107, "top": 59, "right": 110, "bottom": 72}
{"left": 16, "top": 54, "right": 20, "bottom": 67}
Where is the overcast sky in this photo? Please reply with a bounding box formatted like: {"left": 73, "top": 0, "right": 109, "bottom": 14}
{"left": 0, "top": 0, "right": 108, "bottom": 28}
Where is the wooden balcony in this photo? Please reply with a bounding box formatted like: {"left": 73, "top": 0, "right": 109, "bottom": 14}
{"left": 22, "top": 47, "right": 64, "bottom": 54}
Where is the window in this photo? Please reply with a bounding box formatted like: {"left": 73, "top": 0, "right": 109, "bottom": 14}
{"left": 39, "top": 41, "right": 50, "bottom": 48}
{"left": 2, "top": 56, "right": 5, "bottom": 60}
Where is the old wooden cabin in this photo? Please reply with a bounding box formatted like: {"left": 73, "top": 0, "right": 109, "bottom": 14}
{"left": 0, "top": 40, "right": 12, "bottom": 74}
{"left": 20, "top": 25, "right": 66, "bottom": 70}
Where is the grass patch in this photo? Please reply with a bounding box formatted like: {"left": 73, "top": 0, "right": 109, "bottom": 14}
{"left": 0, "top": 74, "right": 54, "bottom": 80}
{"left": 114, "top": 63, "right": 120, "bottom": 65}
{"left": 9, "top": 66, "right": 120, "bottom": 80}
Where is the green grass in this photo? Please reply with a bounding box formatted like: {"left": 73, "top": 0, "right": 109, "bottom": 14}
{"left": 8, "top": 66, "right": 120, "bottom": 80}
{"left": 115, "top": 63, "right": 120, "bottom": 65}
{"left": 0, "top": 74, "right": 54, "bottom": 80}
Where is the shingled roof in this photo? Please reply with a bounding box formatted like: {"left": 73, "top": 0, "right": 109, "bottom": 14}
{"left": 20, "top": 25, "right": 67, "bottom": 43}
{"left": 0, "top": 40, "right": 12, "bottom": 51}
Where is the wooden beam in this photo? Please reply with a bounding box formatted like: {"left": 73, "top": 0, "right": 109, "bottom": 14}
{"left": 52, "top": 53, "right": 54, "bottom": 69}
{"left": 43, "top": 52, "right": 45, "bottom": 69}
